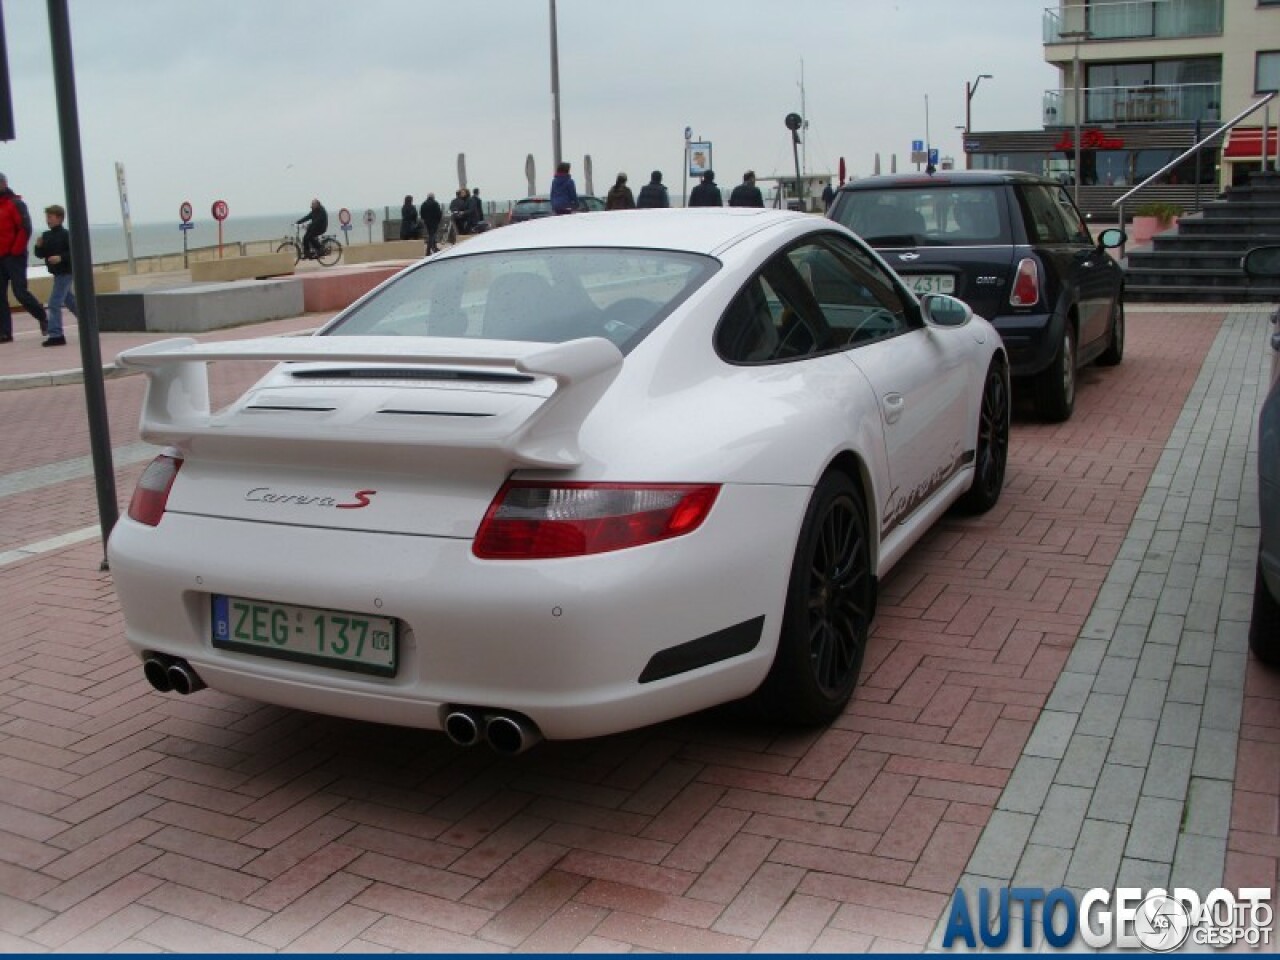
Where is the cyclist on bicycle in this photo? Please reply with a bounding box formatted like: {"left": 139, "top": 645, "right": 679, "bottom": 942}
{"left": 296, "top": 199, "right": 328, "bottom": 260}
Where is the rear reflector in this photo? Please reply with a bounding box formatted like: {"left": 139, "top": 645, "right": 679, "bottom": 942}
{"left": 1010, "top": 258, "right": 1040, "bottom": 307}
{"left": 127, "top": 453, "right": 184, "bottom": 527}
{"left": 474, "top": 481, "right": 720, "bottom": 559}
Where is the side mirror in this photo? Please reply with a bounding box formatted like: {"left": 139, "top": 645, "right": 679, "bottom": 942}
{"left": 920, "top": 293, "right": 972, "bottom": 328}
{"left": 1098, "top": 228, "right": 1126, "bottom": 249}
{"left": 1242, "top": 245, "right": 1280, "bottom": 279}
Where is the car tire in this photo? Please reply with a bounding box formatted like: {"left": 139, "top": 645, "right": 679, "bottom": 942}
{"left": 1249, "top": 560, "right": 1280, "bottom": 666}
{"left": 1097, "top": 295, "right": 1125, "bottom": 367}
{"left": 756, "top": 471, "right": 872, "bottom": 724}
{"left": 956, "top": 358, "right": 1010, "bottom": 515}
{"left": 1034, "top": 319, "right": 1077, "bottom": 423}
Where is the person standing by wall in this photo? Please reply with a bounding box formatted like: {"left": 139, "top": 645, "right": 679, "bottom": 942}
{"left": 550, "top": 161, "right": 578, "bottom": 214}
{"left": 468, "top": 188, "right": 485, "bottom": 232}
{"left": 636, "top": 170, "right": 670, "bottom": 209}
{"left": 399, "top": 194, "right": 420, "bottom": 240}
{"left": 605, "top": 173, "right": 635, "bottom": 210}
{"left": 729, "top": 170, "right": 764, "bottom": 207}
{"left": 449, "top": 189, "right": 470, "bottom": 236}
{"left": 0, "top": 173, "right": 48, "bottom": 343}
{"left": 33, "top": 204, "right": 73, "bottom": 347}
{"left": 420, "top": 192, "right": 443, "bottom": 254}
{"left": 688, "top": 170, "right": 722, "bottom": 207}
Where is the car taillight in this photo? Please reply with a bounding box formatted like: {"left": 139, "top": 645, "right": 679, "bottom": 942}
{"left": 127, "top": 453, "right": 184, "bottom": 527}
{"left": 1010, "top": 257, "right": 1040, "bottom": 307}
{"left": 474, "top": 481, "right": 720, "bottom": 559}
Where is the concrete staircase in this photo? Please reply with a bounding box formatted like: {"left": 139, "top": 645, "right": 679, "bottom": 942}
{"left": 1125, "top": 172, "right": 1280, "bottom": 303}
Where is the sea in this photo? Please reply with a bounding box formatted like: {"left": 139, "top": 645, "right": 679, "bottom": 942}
{"left": 84, "top": 211, "right": 391, "bottom": 266}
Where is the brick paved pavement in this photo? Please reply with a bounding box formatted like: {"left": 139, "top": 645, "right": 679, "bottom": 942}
{"left": 0, "top": 305, "right": 1274, "bottom": 952}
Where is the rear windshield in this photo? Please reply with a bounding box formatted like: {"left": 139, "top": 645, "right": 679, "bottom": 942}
{"left": 324, "top": 248, "right": 719, "bottom": 353}
{"left": 830, "top": 185, "right": 1010, "bottom": 246}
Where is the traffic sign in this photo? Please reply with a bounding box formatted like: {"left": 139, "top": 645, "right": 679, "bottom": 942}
{"left": 179, "top": 201, "right": 193, "bottom": 223}
{"left": 928, "top": 149, "right": 939, "bottom": 165}
{"left": 178, "top": 222, "right": 195, "bottom": 232}
{"left": 211, "top": 200, "right": 229, "bottom": 221}
{"left": 912, "top": 139, "right": 924, "bottom": 152}
{"left": 362, "top": 208, "right": 376, "bottom": 226}
{"left": 338, "top": 207, "right": 352, "bottom": 227}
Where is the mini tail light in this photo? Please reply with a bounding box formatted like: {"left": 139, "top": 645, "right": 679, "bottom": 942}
{"left": 1010, "top": 258, "right": 1040, "bottom": 307}
{"left": 127, "top": 453, "right": 184, "bottom": 527}
{"left": 474, "top": 481, "right": 721, "bottom": 559}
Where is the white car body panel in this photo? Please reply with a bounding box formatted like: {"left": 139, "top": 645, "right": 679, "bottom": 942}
{"left": 108, "top": 209, "right": 1005, "bottom": 741}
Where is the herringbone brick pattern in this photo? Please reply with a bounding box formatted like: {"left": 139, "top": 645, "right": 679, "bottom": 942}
{"left": 0, "top": 312, "right": 1239, "bottom": 951}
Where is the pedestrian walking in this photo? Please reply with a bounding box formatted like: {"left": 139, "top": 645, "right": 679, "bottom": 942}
{"left": 0, "top": 173, "right": 48, "bottom": 343}
{"left": 399, "top": 194, "right": 420, "bottom": 240}
{"left": 32, "top": 204, "right": 73, "bottom": 347}
{"left": 420, "top": 192, "right": 443, "bottom": 254}
{"left": 636, "top": 170, "right": 670, "bottom": 209}
{"left": 688, "top": 169, "right": 723, "bottom": 207}
{"left": 550, "top": 161, "right": 578, "bottom": 214}
{"left": 729, "top": 170, "right": 764, "bottom": 208}
{"left": 605, "top": 173, "right": 636, "bottom": 210}
{"left": 821, "top": 180, "right": 836, "bottom": 209}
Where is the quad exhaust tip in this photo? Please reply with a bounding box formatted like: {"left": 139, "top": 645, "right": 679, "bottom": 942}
{"left": 142, "top": 654, "right": 206, "bottom": 695}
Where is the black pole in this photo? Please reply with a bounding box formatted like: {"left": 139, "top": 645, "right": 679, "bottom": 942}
{"left": 47, "top": 0, "right": 118, "bottom": 561}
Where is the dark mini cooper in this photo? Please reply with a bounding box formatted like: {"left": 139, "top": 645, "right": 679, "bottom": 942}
{"left": 829, "top": 171, "right": 1125, "bottom": 421}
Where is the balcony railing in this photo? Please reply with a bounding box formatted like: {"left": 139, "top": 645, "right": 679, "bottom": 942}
{"left": 1043, "top": 82, "right": 1221, "bottom": 126}
{"left": 1044, "top": 0, "right": 1222, "bottom": 43}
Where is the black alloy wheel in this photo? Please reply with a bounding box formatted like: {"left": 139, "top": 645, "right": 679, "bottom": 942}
{"left": 758, "top": 472, "right": 872, "bottom": 723}
{"left": 1098, "top": 296, "right": 1125, "bottom": 367}
{"left": 1035, "top": 321, "right": 1076, "bottom": 423}
{"left": 1249, "top": 560, "right": 1280, "bottom": 666}
{"left": 957, "top": 359, "right": 1010, "bottom": 514}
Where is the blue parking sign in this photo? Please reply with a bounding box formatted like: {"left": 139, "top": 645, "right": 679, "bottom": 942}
{"left": 928, "top": 148, "right": 939, "bottom": 165}
{"left": 912, "top": 139, "right": 924, "bottom": 152}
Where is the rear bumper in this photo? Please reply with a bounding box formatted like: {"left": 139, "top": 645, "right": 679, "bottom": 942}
{"left": 107, "top": 483, "right": 807, "bottom": 740}
{"left": 989, "top": 312, "right": 1057, "bottom": 378}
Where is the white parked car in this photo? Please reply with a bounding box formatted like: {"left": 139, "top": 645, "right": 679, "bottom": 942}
{"left": 109, "top": 209, "right": 1009, "bottom": 753}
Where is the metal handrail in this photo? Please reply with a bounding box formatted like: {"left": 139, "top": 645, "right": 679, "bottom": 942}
{"left": 1114, "top": 92, "right": 1276, "bottom": 251}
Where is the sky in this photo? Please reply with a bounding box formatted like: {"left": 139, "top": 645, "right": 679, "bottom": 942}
{"left": 0, "top": 0, "right": 1056, "bottom": 225}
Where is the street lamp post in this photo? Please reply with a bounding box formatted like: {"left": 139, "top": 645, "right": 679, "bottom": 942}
{"left": 1058, "top": 30, "right": 1089, "bottom": 205}
{"left": 549, "top": 0, "right": 562, "bottom": 169}
{"left": 964, "top": 73, "right": 992, "bottom": 170}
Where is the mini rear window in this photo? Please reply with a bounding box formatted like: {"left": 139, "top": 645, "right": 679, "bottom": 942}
{"left": 831, "top": 185, "right": 1010, "bottom": 246}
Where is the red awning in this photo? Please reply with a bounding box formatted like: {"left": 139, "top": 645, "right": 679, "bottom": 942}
{"left": 1224, "top": 128, "right": 1280, "bottom": 159}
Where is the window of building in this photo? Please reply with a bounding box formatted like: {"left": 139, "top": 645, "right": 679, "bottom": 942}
{"left": 1258, "top": 51, "right": 1280, "bottom": 93}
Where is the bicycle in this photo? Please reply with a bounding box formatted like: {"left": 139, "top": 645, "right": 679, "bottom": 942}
{"left": 277, "top": 224, "right": 343, "bottom": 267}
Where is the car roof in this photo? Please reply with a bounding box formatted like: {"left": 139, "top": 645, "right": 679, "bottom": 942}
{"left": 839, "top": 170, "right": 1055, "bottom": 190}
{"left": 441, "top": 208, "right": 813, "bottom": 256}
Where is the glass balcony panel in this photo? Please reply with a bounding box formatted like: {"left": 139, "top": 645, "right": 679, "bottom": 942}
{"left": 1043, "top": 0, "right": 1222, "bottom": 43}
{"left": 1042, "top": 82, "right": 1220, "bottom": 125}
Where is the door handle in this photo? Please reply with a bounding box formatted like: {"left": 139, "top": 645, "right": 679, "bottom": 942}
{"left": 883, "top": 393, "right": 905, "bottom": 424}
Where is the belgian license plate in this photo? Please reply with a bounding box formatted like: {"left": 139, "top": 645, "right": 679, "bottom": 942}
{"left": 211, "top": 595, "right": 397, "bottom": 677}
{"left": 904, "top": 274, "right": 955, "bottom": 295}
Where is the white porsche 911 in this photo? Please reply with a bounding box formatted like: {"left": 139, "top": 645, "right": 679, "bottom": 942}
{"left": 108, "top": 208, "right": 1009, "bottom": 754}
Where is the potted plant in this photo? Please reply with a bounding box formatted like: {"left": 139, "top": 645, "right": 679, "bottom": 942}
{"left": 1130, "top": 202, "right": 1183, "bottom": 245}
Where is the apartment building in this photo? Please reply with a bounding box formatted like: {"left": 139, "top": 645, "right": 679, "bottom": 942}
{"left": 965, "top": 0, "right": 1278, "bottom": 216}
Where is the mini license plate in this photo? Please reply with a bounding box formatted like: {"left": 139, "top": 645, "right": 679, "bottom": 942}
{"left": 211, "top": 595, "right": 397, "bottom": 677}
{"left": 903, "top": 274, "right": 956, "bottom": 295}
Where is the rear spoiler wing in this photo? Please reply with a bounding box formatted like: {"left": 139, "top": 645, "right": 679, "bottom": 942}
{"left": 116, "top": 335, "right": 624, "bottom": 468}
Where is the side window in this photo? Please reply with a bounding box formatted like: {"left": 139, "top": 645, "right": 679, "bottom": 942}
{"left": 1019, "top": 186, "right": 1072, "bottom": 244}
{"left": 791, "top": 236, "right": 911, "bottom": 345}
{"left": 1051, "top": 187, "right": 1093, "bottom": 244}
{"left": 715, "top": 236, "right": 910, "bottom": 364}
